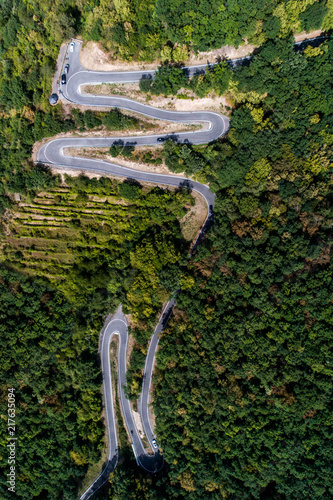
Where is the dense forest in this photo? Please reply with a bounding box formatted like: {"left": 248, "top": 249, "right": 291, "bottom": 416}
{"left": 1, "top": 1, "right": 333, "bottom": 499}
{"left": 151, "top": 37, "right": 333, "bottom": 499}
{"left": 0, "top": 267, "right": 105, "bottom": 499}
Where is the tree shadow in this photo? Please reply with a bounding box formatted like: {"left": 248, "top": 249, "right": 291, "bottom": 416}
{"left": 137, "top": 450, "right": 164, "bottom": 474}
{"left": 79, "top": 453, "right": 118, "bottom": 500}
{"left": 111, "top": 139, "right": 124, "bottom": 147}
{"left": 122, "top": 178, "right": 142, "bottom": 187}
{"left": 178, "top": 179, "right": 194, "bottom": 191}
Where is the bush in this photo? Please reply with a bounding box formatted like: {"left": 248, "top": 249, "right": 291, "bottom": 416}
{"left": 139, "top": 74, "right": 153, "bottom": 92}
{"left": 102, "top": 109, "right": 122, "bottom": 129}
{"left": 83, "top": 110, "right": 102, "bottom": 129}
{"left": 122, "top": 143, "right": 135, "bottom": 157}
{"left": 151, "top": 65, "right": 188, "bottom": 95}
{"left": 119, "top": 181, "right": 142, "bottom": 200}
{"left": 109, "top": 140, "right": 124, "bottom": 157}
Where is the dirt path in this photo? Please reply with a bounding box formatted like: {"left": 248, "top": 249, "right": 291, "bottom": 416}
{"left": 294, "top": 29, "right": 324, "bottom": 43}
{"left": 52, "top": 43, "right": 68, "bottom": 95}
{"left": 79, "top": 40, "right": 256, "bottom": 73}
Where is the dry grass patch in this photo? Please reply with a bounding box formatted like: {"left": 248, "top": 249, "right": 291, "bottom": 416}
{"left": 180, "top": 190, "right": 208, "bottom": 242}
{"left": 79, "top": 40, "right": 256, "bottom": 73}
{"left": 82, "top": 82, "right": 226, "bottom": 113}
{"left": 65, "top": 146, "right": 185, "bottom": 177}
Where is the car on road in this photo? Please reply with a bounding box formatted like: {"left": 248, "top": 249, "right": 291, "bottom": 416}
{"left": 64, "top": 63, "right": 69, "bottom": 74}
{"left": 70, "top": 42, "right": 75, "bottom": 52}
{"left": 152, "top": 439, "right": 158, "bottom": 449}
{"left": 61, "top": 74, "right": 66, "bottom": 85}
{"left": 157, "top": 137, "right": 165, "bottom": 142}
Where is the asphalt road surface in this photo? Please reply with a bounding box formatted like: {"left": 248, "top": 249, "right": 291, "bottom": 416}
{"left": 58, "top": 39, "right": 229, "bottom": 145}
{"left": 38, "top": 40, "right": 230, "bottom": 499}
{"left": 80, "top": 306, "right": 164, "bottom": 500}
{"left": 139, "top": 300, "right": 176, "bottom": 454}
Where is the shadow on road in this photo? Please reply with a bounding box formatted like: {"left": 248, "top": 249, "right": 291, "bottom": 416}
{"left": 80, "top": 453, "right": 118, "bottom": 500}
{"left": 137, "top": 450, "right": 164, "bottom": 474}
{"left": 178, "top": 179, "right": 194, "bottom": 191}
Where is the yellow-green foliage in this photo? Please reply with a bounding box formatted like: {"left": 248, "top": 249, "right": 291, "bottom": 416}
{"left": 246, "top": 158, "right": 272, "bottom": 186}
{"left": 322, "top": 0, "right": 333, "bottom": 30}
{"left": 273, "top": 0, "right": 317, "bottom": 36}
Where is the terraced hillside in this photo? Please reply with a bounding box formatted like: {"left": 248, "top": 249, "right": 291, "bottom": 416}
{"left": 1, "top": 175, "right": 195, "bottom": 318}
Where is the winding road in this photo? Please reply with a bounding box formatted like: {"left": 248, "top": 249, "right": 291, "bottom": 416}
{"left": 37, "top": 40, "right": 230, "bottom": 499}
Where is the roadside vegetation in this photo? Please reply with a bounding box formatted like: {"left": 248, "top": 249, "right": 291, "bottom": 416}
{"left": 98, "top": 34, "right": 333, "bottom": 500}
{"left": 0, "top": 101, "right": 149, "bottom": 217}
{"left": 69, "top": 0, "right": 331, "bottom": 60}
{"left": 139, "top": 62, "right": 232, "bottom": 99}
{"left": 93, "top": 37, "right": 333, "bottom": 500}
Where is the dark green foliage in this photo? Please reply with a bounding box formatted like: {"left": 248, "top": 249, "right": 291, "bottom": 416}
{"left": 108, "top": 453, "right": 169, "bottom": 500}
{"left": 300, "top": 2, "right": 328, "bottom": 32}
{"left": 118, "top": 181, "right": 141, "bottom": 200}
{"left": 0, "top": 0, "right": 330, "bottom": 71}
{"left": 0, "top": 106, "right": 74, "bottom": 208}
{"left": 0, "top": 2, "right": 141, "bottom": 209}
{"left": 0, "top": 77, "right": 30, "bottom": 110}
{"left": 0, "top": 268, "right": 105, "bottom": 499}
{"left": 58, "top": 0, "right": 330, "bottom": 60}
{"left": 139, "top": 75, "right": 153, "bottom": 93}
{"left": 0, "top": 2, "right": 331, "bottom": 498}
{"left": 122, "top": 143, "right": 135, "bottom": 157}
{"left": 162, "top": 139, "right": 206, "bottom": 175}
{"left": 70, "top": 108, "right": 139, "bottom": 132}
{"left": 150, "top": 65, "right": 188, "bottom": 95}
{"left": 189, "top": 62, "right": 233, "bottom": 97}
{"left": 154, "top": 0, "right": 303, "bottom": 51}
{"left": 109, "top": 141, "right": 135, "bottom": 158}
{"left": 102, "top": 108, "right": 139, "bottom": 130}
{"left": 263, "top": 15, "right": 281, "bottom": 40}
{"left": 109, "top": 140, "right": 124, "bottom": 157}
{"left": 2, "top": 175, "right": 192, "bottom": 318}
{"left": 89, "top": 18, "right": 103, "bottom": 42}
{"left": 154, "top": 0, "right": 245, "bottom": 51}
{"left": 82, "top": 109, "right": 102, "bottom": 129}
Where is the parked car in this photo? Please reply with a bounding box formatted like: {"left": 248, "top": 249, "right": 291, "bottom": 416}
{"left": 70, "top": 42, "right": 75, "bottom": 52}
{"left": 64, "top": 63, "right": 69, "bottom": 74}
{"left": 61, "top": 74, "right": 66, "bottom": 85}
{"left": 152, "top": 439, "right": 158, "bottom": 449}
{"left": 157, "top": 137, "right": 165, "bottom": 142}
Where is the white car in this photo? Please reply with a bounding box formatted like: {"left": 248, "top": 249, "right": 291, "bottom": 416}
{"left": 70, "top": 42, "right": 75, "bottom": 52}
{"left": 152, "top": 439, "right": 158, "bottom": 449}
